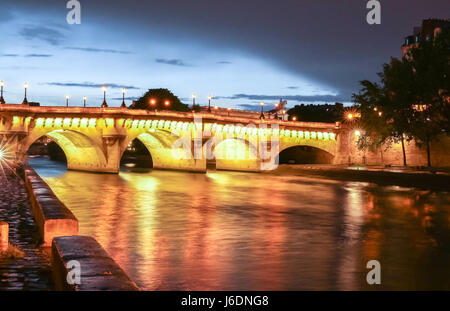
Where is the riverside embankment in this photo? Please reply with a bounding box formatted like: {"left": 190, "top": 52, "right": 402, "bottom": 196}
{"left": 0, "top": 170, "right": 52, "bottom": 290}
{"left": 268, "top": 164, "right": 450, "bottom": 190}
{"left": 1, "top": 164, "right": 139, "bottom": 291}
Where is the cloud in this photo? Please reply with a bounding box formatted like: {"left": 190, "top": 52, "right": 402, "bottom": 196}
{"left": 286, "top": 86, "right": 298, "bottom": 90}
{"left": 217, "top": 93, "right": 349, "bottom": 103}
{"left": 25, "top": 54, "right": 53, "bottom": 58}
{"left": 155, "top": 58, "right": 190, "bottom": 67}
{"left": 236, "top": 104, "right": 262, "bottom": 111}
{"left": 1, "top": 53, "right": 52, "bottom": 58}
{"left": 44, "top": 82, "right": 140, "bottom": 90}
{"left": 18, "top": 25, "right": 65, "bottom": 46}
{"left": 64, "top": 47, "right": 133, "bottom": 54}
{"left": 217, "top": 61, "right": 231, "bottom": 64}
{"left": 111, "top": 96, "right": 139, "bottom": 101}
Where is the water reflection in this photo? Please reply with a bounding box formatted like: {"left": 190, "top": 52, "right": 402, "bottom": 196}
{"left": 29, "top": 157, "right": 450, "bottom": 290}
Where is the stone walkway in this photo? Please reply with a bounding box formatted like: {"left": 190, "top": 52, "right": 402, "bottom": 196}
{"left": 0, "top": 170, "right": 52, "bottom": 290}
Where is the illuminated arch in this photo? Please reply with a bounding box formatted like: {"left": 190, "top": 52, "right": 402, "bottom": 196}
{"left": 207, "top": 138, "right": 260, "bottom": 171}
{"left": 25, "top": 129, "right": 108, "bottom": 171}
{"left": 122, "top": 129, "right": 203, "bottom": 171}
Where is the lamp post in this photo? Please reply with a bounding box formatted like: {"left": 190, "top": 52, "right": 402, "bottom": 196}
{"left": 0, "top": 81, "right": 5, "bottom": 104}
{"left": 66, "top": 95, "right": 70, "bottom": 107}
{"left": 207, "top": 95, "right": 212, "bottom": 112}
{"left": 192, "top": 94, "right": 196, "bottom": 110}
{"left": 121, "top": 88, "right": 127, "bottom": 108}
{"left": 83, "top": 96, "right": 87, "bottom": 107}
{"left": 227, "top": 107, "right": 231, "bottom": 116}
{"left": 164, "top": 100, "right": 170, "bottom": 108}
{"left": 22, "top": 82, "right": 29, "bottom": 105}
{"left": 101, "top": 86, "right": 108, "bottom": 108}
{"left": 259, "top": 102, "right": 265, "bottom": 119}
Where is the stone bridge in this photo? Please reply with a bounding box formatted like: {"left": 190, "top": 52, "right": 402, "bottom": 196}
{"left": 0, "top": 105, "right": 352, "bottom": 173}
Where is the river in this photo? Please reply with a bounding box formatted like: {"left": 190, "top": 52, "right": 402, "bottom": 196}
{"left": 29, "top": 157, "right": 450, "bottom": 290}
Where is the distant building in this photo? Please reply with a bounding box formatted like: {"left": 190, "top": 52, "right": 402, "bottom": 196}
{"left": 402, "top": 19, "right": 450, "bottom": 58}
{"left": 29, "top": 102, "right": 40, "bottom": 106}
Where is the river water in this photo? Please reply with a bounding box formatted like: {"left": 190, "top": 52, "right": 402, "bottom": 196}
{"left": 29, "top": 157, "right": 450, "bottom": 290}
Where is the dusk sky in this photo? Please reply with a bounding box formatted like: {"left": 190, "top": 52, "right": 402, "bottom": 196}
{"left": 0, "top": 0, "right": 449, "bottom": 110}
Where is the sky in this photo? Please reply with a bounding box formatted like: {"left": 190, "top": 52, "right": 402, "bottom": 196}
{"left": 0, "top": 0, "right": 449, "bottom": 110}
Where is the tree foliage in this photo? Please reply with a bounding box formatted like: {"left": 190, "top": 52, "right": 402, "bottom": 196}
{"left": 353, "top": 29, "right": 450, "bottom": 167}
{"left": 287, "top": 103, "right": 345, "bottom": 123}
{"left": 129, "top": 88, "right": 190, "bottom": 112}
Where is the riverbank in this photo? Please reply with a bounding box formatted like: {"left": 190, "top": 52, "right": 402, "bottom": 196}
{"left": 269, "top": 164, "right": 450, "bottom": 190}
{"left": 0, "top": 170, "right": 52, "bottom": 290}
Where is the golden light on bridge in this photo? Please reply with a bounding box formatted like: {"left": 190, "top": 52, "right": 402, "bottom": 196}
{"left": 164, "top": 100, "right": 170, "bottom": 107}
{"left": 0, "top": 136, "right": 14, "bottom": 177}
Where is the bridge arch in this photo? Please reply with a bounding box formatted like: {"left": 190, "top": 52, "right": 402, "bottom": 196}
{"left": 277, "top": 145, "right": 335, "bottom": 164}
{"left": 122, "top": 129, "right": 204, "bottom": 172}
{"left": 205, "top": 137, "right": 260, "bottom": 171}
{"left": 24, "top": 129, "right": 108, "bottom": 172}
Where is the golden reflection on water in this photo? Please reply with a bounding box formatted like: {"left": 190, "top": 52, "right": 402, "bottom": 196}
{"left": 31, "top": 158, "right": 450, "bottom": 290}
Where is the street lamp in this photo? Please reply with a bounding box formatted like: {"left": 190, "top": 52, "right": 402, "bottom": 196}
{"left": 164, "top": 100, "right": 170, "bottom": 108}
{"left": 22, "top": 82, "right": 29, "bottom": 105}
{"left": 83, "top": 96, "right": 87, "bottom": 107}
{"left": 66, "top": 95, "right": 70, "bottom": 107}
{"left": 121, "top": 88, "right": 127, "bottom": 108}
{"left": 274, "top": 103, "right": 279, "bottom": 119}
{"left": 227, "top": 107, "right": 231, "bottom": 116}
{"left": 101, "top": 86, "right": 108, "bottom": 108}
{"left": 0, "top": 81, "right": 5, "bottom": 104}
{"left": 192, "top": 93, "right": 196, "bottom": 110}
{"left": 150, "top": 98, "right": 156, "bottom": 108}
{"left": 292, "top": 116, "right": 297, "bottom": 121}
{"left": 208, "top": 95, "right": 212, "bottom": 112}
{"left": 260, "top": 102, "right": 265, "bottom": 119}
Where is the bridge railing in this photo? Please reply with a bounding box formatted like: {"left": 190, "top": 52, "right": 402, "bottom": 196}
{"left": 0, "top": 104, "right": 340, "bottom": 131}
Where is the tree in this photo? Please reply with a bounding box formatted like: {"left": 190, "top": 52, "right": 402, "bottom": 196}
{"left": 129, "top": 88, "right": 190, "bottom": 112}
{"left": 287, "top": 103, "right": 344, "bottom": 123}
{"left": 353, "top": 29, "right": 450, "bottom": 167}
{"left": 406, "top": 29, "right": 450, "bottom": 166}
{"left": 353, "top": 58, "right": 415, "bottom": 166}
